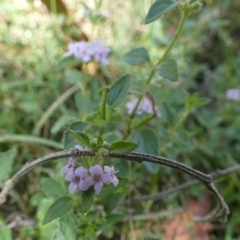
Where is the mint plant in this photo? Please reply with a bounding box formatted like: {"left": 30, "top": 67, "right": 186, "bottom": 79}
{"left": 0, "top": 0, "right": 233, "bottom": 239}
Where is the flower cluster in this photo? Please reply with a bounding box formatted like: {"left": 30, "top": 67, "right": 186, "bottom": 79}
{"left": 226, "top": 89, "right": 240, "bottom": 101}
{"left": 64, "top": 40, "right": 110, "bottom": 65}
{"left": 126, "top": 97, "right": 161, "bottom": 118}
{"left": 61, "top": 146, "right": 118, "bottom": 195}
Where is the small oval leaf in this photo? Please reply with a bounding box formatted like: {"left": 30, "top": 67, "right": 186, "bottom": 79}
{"left": 145, "top": 0, "right": 180, "bottom": 24}
{"left": 81, "top": 189, "right": 93, "bottom": 213}
{"left": 134, "top": 129, "right": 159, "bottom": 173}
{"left": 42, "top": 196, "right": 74, "bottom": 225}
{"left": 122, "top": 47, "right": 150, "bottom": 65}
{"left": 41, "top": 178, "right": 65, "bottom": 199}
{"left": 64, "top": 128, "right": 90, "bottom": 147}
{"left": 110, "top": 141, "right": 137, "bottom": 153}
{"left": 157, "top": 59, "right": 178, "bottom": 81}
{"left": 107, "top": 74, "right": 132, "bottom": 108}
{"left": 64, "top": 69, "right": 82, "bottom": 84}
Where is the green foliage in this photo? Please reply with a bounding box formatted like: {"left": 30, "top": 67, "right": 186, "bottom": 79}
{"left": 145, "top": 0, "right": 180, "bottom": 24}
{"left": 64, "top": 128, "right": 91, "bottom": 147}
{"left": 42, "top": 196, "right": 74, "bottom": 225}
{"left": 107, "top": 74, "right": 132, "bottom": 108}
{"left": 41, "top": 178, "right": 65, "bottom": 199}
{"left": 0, "top": 147, "right": 17, "bottom": 183}
{"left": 1, "top": 0, "right": 240, "bottom": 238}
{"left": 80, "top": 189, "right": 94, "bottom": 213}
{"left": 134, "top": 129, "right": 159, "bottom": 173}
{"left": 122, "top": 47, "right": 150, "bottom": 65}
{"left": 157, "top": 58, "right": 179, "bottom": 81}
{"left": 110, "top": 140, "right": 138, "bottom": 153}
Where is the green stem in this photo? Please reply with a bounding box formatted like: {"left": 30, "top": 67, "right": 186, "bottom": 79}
{"left": 124, "top": 10, "right": 188, "bottom": 139}
{"left": 101, "top": 88, "right": 109, "bottom": 121}
{"left": 131, "top": 115, "right": 155, "bottom": 130}
{"left": 160, "top": 111, "right": 189, "bottom": 153}
{"left": 146, "top": 11, "right": 188, "bottom": 85}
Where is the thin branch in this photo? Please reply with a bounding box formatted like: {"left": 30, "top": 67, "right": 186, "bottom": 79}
{"left": 132, "top": 164, "right": 240, "bottom": 202}
{"left": 122, "top": 208, "right": 184, "bottom": 222}
{"left": 0, "top": 149, "right": 230, "bottom": 222}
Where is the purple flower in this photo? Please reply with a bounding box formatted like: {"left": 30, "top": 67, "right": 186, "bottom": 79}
{"left": 126, "top": 97, "right": 161, "bottom": 118}
{"left": 85, "top": 165, "right": 112, "bottom": 195}
{"left": 61, "top": 156, "right": 77, "bottom": 174}
{"left": 65, "top": 41, "right": 94, "bottom": 62}
{"left": 61, "top": 145, "right": 83, "bottom": 174}
{"left": 75, "top": 144, "right": 84, "bottom": 151}
{"left": 64, "top": 40, "right": 110, "bottom": 65}
{"left": 226, "top": 89, "right": 240, "bottom": 101}
{"left": 65, "top": 167, "right": 89, "bottom": 194}
{"left": 104, "top": 166, "right": 119, "bottom": 186}
{"left": 91, "top": 40, "right": 110, "bottom": 65}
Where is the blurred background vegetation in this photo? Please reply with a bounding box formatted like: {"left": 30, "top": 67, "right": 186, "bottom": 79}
{"left": 0, "top": 0, "right": 240, "bottom": 239}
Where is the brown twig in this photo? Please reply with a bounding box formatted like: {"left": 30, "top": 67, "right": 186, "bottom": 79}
{"left": 0, "top": 149, "right": 230, "bottom": 222}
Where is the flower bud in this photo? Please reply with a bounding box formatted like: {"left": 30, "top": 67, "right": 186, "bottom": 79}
{"left": 103, "top": 141, "right": 111, "bottom": 150}
{"left": 90, "top": 138, "right": 98, "bottom": 148}
{"left": 190, "top": 2, "right": 202, "bottom": 11}
{"left": 99, "top": 148, "right": 109, "bottom": 157}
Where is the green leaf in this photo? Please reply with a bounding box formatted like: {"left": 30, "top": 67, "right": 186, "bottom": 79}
{"left": 107, "top": 74, "right": 132, "bottom": 108}
{"left": 0, "top": 227, "right": 12, "bottom": 240}
{"left": 64, "top": 69, "right": 82, "bottom": 85}
{"left": 145, "top": 0, "right": 180, "bottom": 24}
{"left": 40, "top": 178, "right": 65, "bottom": 199}
{"left": 103, "top": 193, "right": 121, "bottom": 214}
{"left": 106, "top": 213, "right": 125, "bottom": 224}
{"left": 42, "top": 196, "right": 74, "bottom": 225}
{"left": 51, "top": 115, "right": 75, "bottom": 134}
{"left": 163, "top": 102, "right": 175, "bottom": 124}
{"left": 0, "top": 135, "right": 63, "bottom": 149}
{"left": 110, "top": 141, "right": 137, "bottom": 153}
{"left": 65, "top": 128, "right": 90, "bottom": 147}
{"left": 134, "top": 129, "right": 159, "bottom": 173}
{"left": 81, "top": 189, "right": 93, "bottom": 213}
{"left": 58, "top": 212, "right": 78, "bottom": 240}
{"left": 63, "top": 121, "right": 89, "bottom": 149}
{"left": 157, "top": 59, "right": 178, "bottom": 81}
{"left": 0, "top": 147, "right": 17, "bottom": 183}
{"left": 185, "top": 93, "right": 211, "bottom": 112}
{"left": 97, "top": 135, "right": 103, "bottom": 146}
{"left": 55, "top": 56, "right": 78, "bottom": 70}
{"left": 74, "top": 91, "right": 91, "bottom": 115}
{"left": 122, "top": 48, "right": 150, "bottom": 65}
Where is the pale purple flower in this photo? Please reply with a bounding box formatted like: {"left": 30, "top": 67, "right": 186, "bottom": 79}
{"left": 61, "top": 156, "right": 77, "bottom": 174}
{"left": 91, "top": 40, "right": 110, "bottom": 65}
{"left": 75, "top": 144, "right": 84, "bottom": 151}
{"left": 226, "top": 89, "right": 240, "bottom": 101}
{"left": 64, "top": 40, "right": 110, "bottom": 65}
{"left": 61, "top": 145, "right": 84, "bottom": 174}
{"left": 104, "top": 166, "right": 119, "bottom": 186}
{"left": 65, "top": 41, "right": 94, "bottom": 62}
{"left": 65, "top": 167, "right": 89, "bottom": 194}
{"left": 126, "top": 97, "right": 161, "bottom": 118}
{"left": 85, "top": 165, "right": 112, "bottom": 195}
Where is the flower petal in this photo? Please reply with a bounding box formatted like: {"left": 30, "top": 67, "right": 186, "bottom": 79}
{"left": 94, "top": 181, "right": 103, "bottom": 195}
{"left": 61, "top": 165, "right": 71, "bottom": 173}
{"left": 79, "top": 179, "right": 90, "bottom": 191}
{"left": 68, "top": 182, "right": 78, "bottom": 194}
{"left": 112, "top": 176, "right": 119, "bottom": 186}
{"left": 75, "top": 167, "right": 88, "bottom": 178}
{"left": 89, "top": 165, "right": 102, "bottom": 175}
{"left": 65, "top": 170, "right": 74, "bottom": 181}
{"left": 102, "top": 173, "right": 112, "bottom": 184}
